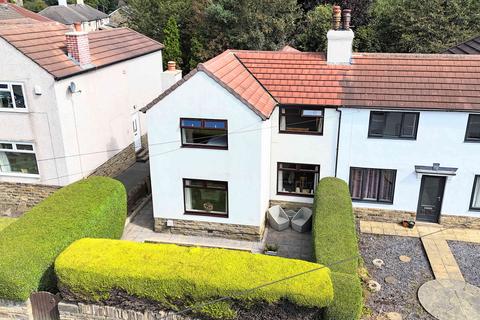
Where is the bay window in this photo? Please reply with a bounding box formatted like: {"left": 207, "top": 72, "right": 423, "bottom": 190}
{"left": 277, "top": 162, "right": 320, "bottom": 197}
{"left": 183, "top": 179, "right": 228, "bottom": 217}
{"left": 279, "top": 106, "right": 324, "bottom": 135}
{"left": 0, "top": 83, "right": 27, "bottom": 110}
{"left": 349, "top": 167, "right": 396, "bottom": 203}
{"left": 0, "top": 142, "right": 39, "bottom": 175}
{"left": 180, "top": 118, "right": 228, "bottom": 149}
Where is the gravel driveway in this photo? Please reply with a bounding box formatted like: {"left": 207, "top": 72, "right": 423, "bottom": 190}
{"left": 448, "top": 240, "right": 480, "bottom": 287}
{"left": 359, "top": 233, "right": 435, "bottom": 320}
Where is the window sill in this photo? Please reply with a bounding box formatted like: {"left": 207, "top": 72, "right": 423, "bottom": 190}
{"left": 469, "top": 207, "right": 480, "bottom": 212}
{"left": 0, "top": 172, "right": 40, "bottom": 179}
{"left": 279, "top": 130, "right": 323, "bottom": 136}
{"left": 277, "top": 191, "right": 315, "bottom": 198}
{"left": 352, "top": 199, "right": 394, "bottom": 205}
{"left": 184, "top": 211, "right": 229, "bottom": 218}
{"left": 181, "top": 144, "right": 228, "bottom": 150}
{"left": 464, "top": 139, "right": 480, "bottom": 143}
{"left": 367, "top": 135, "right": 416, "bottom": 141}
{"left": 0, "top": 108, "right": 29, "bottom": 113}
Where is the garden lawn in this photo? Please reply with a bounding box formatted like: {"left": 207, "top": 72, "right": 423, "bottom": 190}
{"left": 0, "top": 217, "right": 16, "bottom": 232}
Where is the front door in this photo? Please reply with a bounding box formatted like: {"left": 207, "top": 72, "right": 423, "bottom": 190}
{"left": 132, "top": 113, "right": 141, "bottom": 152}
{"left": 416, "top": 175, "right": 446, "bottom": 223}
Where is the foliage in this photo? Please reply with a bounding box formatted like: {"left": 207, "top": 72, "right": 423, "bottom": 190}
{"left": 312, "top": 177, "right": 360, "bottom": 275}
{"left": 298, "top": 0, "right": 374, "bottom": 27}
{"left": 0, "top": 217, "right": 17, "bottom": 232}
{"left": 162, "top": 16, "right": 183, "bottom": 68}
{"left": 200, "top": 301, "right": 237, "bottom": 320}
{"left": 296, "top": 4, "right": 331, "bottom": 52}
{"left": 55, "top": 239, "right": 334, "bottom": 318}
{"left": 23, "top": 0, "right": 47, "bottom": 12}
{"left": 0, "top": 177, "right": 126, "bottom": 301}
{"left": 326, "top": 272, "right": 363, "bottom": 320}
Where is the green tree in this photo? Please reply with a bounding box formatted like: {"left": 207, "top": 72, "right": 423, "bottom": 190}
{"left": 296, "top": 4, "right": 331, "bottom": 52}
{"left": 188, "top": 36, "right": 206, "bottom": 70}
{"left": 23, "top": 0, "right": 47, "bottom": 12}
{"left": 163, "top": 16, "right": 183, "bottom": 68}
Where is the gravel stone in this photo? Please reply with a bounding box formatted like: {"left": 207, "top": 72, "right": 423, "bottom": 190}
{"left": 373, "top": 258, "right": 385, "bottom": 268}
{"left": 399, "top": 255, "right": 411, "bottom": 263}
{"left": 359, "top": 232, "right": 435, "bottom": 320}
{"left": 384, "top": 276, "right": 398, "bottom": 285}
{"left": 386, "top": 312, "right": 403, "bottom": 320}
{"left": 368, "top": 280, "right": 382, "bottom": 292}
{"left": 448, "top": 240, "right": 480, "bottom": 287}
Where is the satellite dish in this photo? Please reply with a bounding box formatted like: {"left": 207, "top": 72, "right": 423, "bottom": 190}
{"left": 68, "top": 82, "right": 77, "bottom": 94}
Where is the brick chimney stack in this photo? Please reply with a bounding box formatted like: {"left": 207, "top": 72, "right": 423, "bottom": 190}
{"left": 0, "top": 0, "right": 8, "bottom": 4}
{"left": 66, "top": 23, "right": 92, "bottom": 68}
{"left": 327, "top": 6, "right": 354, "bottom": 65}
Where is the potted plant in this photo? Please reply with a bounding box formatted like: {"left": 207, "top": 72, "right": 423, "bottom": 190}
{"left": 264, "top": 243, "right": 278, "bottom": 256}
{"left": 402, "top": 220, "right": 409, "bottom": 228}
{"left": 407, "top": 219, "right": 415, "bottom": 229}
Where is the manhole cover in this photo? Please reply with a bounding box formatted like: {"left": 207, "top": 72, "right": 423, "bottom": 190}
{"left": 418, "top": 280, "right": 480, "bottom": 320}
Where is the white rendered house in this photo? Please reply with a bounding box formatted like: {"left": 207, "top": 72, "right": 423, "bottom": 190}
{"left": 0, "top": 21, "right": 173, "bottom": 186}
{"left": 143, "top": 11, "right": 480, "bottom": 239}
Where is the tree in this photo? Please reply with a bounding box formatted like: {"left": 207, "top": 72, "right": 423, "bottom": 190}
{"left": 23, "top": 0, "right": 47, "bottom": 12}
{"left": 295, "top": 4, "right": 331, "bottom": 52}
{"left": 298, "top": 0, "right": 374, "bottom": 27}
{"left": 188, "top": 36, "right": 206, "bottom": 70}
{"left": 162, "top": 16, "right": 183, "bottom": 68}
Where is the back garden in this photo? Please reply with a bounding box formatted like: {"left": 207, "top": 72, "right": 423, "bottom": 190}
{"left": 0, "top": 176, "right": 364, "bottom": 320}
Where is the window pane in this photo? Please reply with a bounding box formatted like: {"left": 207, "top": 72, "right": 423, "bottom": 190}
{"left": 184, "top": 180, "right": 227, "bottom": 214}
{"left": 0, "top": 151, "right": 38, "bottom": 174}
{"left": 363, "top": 169, "right": 380, "bottom": 200}
{"left": 472, "top": 177, "right": 480, "bottom": 209}
{"left": 350, "top": 168, "right": 363, "bottom": 199}
{"left": 466, "top": 115, "right": 480, "bottom": 141}
{"left": 181, "top": 119, "right": 202, "bottom": 128}
{"left": 0, "top": 91, "right": 13, "bottom": 109}
{"left": 16, "top": 144, "right": 33, "bottom": 151}
{"left": 369, "top": 112, "right": 385, "bottom": 136}
{"left": 0, "top": 84, "right": 8, "bottom": 89}
{"left": 12, "top": 85, "right": 26, "bottom": 109}
{"left": 281, "top": 107, "right": 323, "bottom": 133}
{"left": 204, "top": 120, "right": 226, "bottom": 129}
{"left": 401, "top": 113, "right": 418, "bottom": 138}
{"left": 378, "top": 170, "right": 395, "bottom": 202}
{"left": 383, "top": 113, "right": 402, "bottom": 137}
{"left": 278, "top": 163, "right": 318, "bottom": 195}
{"left": 0, "top": 143, "right": 13, "bottom": 150}
{"left": 302, "top": 109, "right": 323, "bottom": 117}
{"left": 182, "top": 128, "right": 227, "bottom": 147}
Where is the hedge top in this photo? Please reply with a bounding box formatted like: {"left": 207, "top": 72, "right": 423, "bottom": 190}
{"left": 55, "top": 238, "right": 334, "bottom": 309}
{"left": 0, "top": 176, "right": 127, "bottom": 301}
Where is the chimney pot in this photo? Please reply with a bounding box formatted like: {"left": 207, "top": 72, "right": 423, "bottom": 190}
{"left": 332, "top": 5, "right": 342, "bottom": 30}
{"left": 167, "top": 61, "right": 176, "bottom": 71}
{"left": 74, "top": 22, "right": 82, "bottom": 32}
{"left": 343, "top": 9, "right": 352, "bottom": 30}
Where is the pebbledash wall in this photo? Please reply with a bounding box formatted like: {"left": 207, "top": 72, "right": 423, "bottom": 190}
{"left": 337, "top": 108, "right": 480, "bottom": 228}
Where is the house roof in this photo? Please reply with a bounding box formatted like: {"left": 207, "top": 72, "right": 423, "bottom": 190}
{"left": 143, "top": 49, "right": 480, "bottom": 117}
{"left": 0, "top": 22, "right": 164, "bottom": 80}
{"left": 39, "top": 4, "right": 108, "bottom": 25}
{"left": 444, "top": 35, "right": 480, "bottom": 55}
{"left": 0, "top": 3, "right": 51, "bottom": 22}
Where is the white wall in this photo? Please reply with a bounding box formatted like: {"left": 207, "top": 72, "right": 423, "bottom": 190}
{"left": 147, "top": 71, "right": 269, "bottom": 227}
{"left": 337, "top": 108, "right": 480, "bottom": 218}
{"left": 269, "top": 107, "right": 340, "bottom": 203}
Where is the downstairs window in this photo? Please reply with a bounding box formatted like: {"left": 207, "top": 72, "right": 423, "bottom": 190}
{"left": 0, "top": 142, "right": 39, "bottom": 175}
{"left": 183, "top": 179, "right": 228, "bottom": 217}
{"left": 277, "top": 162, "right": 320, "bottom": 197}
{"left": 349, "top": 167, "right": 396, "bottom": 203}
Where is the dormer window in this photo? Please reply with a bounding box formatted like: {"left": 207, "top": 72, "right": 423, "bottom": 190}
{"left": 180, "top": 118, "right": 228, "bottom": 149}
{"left": 0, "top": 83, "right": 27, "bottom": 111}
{"left": 279, "top": 106, "right": 324, "bottom": 135}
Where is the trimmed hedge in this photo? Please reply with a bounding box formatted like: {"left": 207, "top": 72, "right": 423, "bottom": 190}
{"left": 312, "top": 177, "right": 363, "bottom": 320}
{"left": 55, "top": 239, "right": 334, "bottom": 317}
{"left": 0, "top": 217, "right": 16, "bottom": 232}
{"left": 312, "top": 177, "right": 359, "bottom": 275}
{"left": 0, "top": 177, "right": 126, "bottom": 301}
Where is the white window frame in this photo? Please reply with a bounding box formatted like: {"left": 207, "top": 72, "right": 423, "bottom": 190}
{"left": 0, "top": 82, "right": 28, "bottom": 112}
{"left": 0, "top": 141, "right": 40, "bottom": 178}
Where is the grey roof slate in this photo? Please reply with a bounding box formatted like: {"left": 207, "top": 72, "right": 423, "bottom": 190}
{"left": 0, "top": 4, "right": 23, "bottom": 20}
{"left": 39, "top": 4, "right": 108, "bottom": 25}
{"left": 444, "top": 36, "right": 480, "bottom": 54}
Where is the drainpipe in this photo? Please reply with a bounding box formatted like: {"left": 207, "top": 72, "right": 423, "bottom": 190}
{"left": 334, "top": 108, "right": 342, "bottom": 177}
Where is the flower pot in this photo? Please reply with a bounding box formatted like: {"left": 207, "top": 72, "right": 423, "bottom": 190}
{"left": 402, "top": 220, "right": 409, "bottom": 228}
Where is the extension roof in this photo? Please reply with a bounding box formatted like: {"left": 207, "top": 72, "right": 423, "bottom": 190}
{"left": 39, "top": 4, "right": 108, "bottom": 25}
{"left": 0, "top": 22, "right": 164, "bottom": 80}
{"left": 143, "top": 49, "right": 480, "bottom": 118}
{"left": 444, "top": 35, "right": 480, "bottom": 55}
{"left": 0, "top": 3, "right": 51, "bottom": 22}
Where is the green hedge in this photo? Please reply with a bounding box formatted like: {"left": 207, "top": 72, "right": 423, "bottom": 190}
{"left": 312, "top": 177, "right": 363, "bottom": 320}
{"left": 312, "top": 177, "right": 359, "bottom": 275}
{"left": 55, "top": 239, "right": 334, "bottom": 318}
{"left": 0, "top": 177, "right": 126, "bottom": 301}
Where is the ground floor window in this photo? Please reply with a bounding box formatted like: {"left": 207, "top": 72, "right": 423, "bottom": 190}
{"left": 183, "top": 179, "right": 228, "bottom": 217}
{"left": 471, "top": 175, "right": 480, "bottom": 210}
{"left": 349, "top": 167, "right": 396, "bottom": 203}
{"left": 277, "top": 162, "right": 320, "bottom": 197}
{"left": 0, "top": 142, "right": 38, "bottom": 175}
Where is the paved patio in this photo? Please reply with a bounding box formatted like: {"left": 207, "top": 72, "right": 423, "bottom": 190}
{"left": 264, "top": 228, "right": 313, "bottom": 261}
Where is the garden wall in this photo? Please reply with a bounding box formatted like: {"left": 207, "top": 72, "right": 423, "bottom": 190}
{"left": 0, "top": 182, "right": 59, "bottom": 217}
{"left": 0, "top": 298, "right": 31, "bottom": 320}
{"left": 89, "top": 143, "right": 136, "bottom": 178}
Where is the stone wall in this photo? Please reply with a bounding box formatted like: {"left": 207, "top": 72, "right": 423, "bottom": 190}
{"left": 154, "top": 218, "right": 264, "bottom": 241}
{"left": 141, "top": 134, "right": 148, "bottom": 150}
{"left": 0, "top": 299, "right": 32, "bottom": 320}
{"left": 354, "top": 207, "right": 415, "bottom": 223}
{"left": 59, "top": 302, "right": 192, "bottom": 320}
{"left": 89, "top": 143, "right": 136, "bottom": 178}
{"left": 0, "top": 182, "right": 60, "bottom": 217}
{"left": 440, "top": 215, "right": 480, "bottom": 229}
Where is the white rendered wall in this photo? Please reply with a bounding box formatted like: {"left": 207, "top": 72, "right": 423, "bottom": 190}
{"left": 269, "top": 107, "right": 340, "bottom": 204}
{"left": 337, "top": 108, "right": 480, "bottom": 218}
{"left": 147, "top": 71, "right": 269, "bottom": 227}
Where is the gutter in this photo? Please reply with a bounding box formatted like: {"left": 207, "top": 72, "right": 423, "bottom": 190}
{"left": 334, "top": 107, "right": 342, "bottom": 177}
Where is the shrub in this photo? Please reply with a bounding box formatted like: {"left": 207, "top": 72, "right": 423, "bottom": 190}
{"left": 55, "top": 239, "right": 334, "bottom": 317}
{"left": 0, "top": 217, "right": 16, "bottom": 232}
{"left": 312, "top": 177, "right": 360, "bottom": 275}
{"left": 0, "top": 177, "right": 126, "bottom": 301}
{"left": 325, "top": 272, "right": 363, "bottom": 320}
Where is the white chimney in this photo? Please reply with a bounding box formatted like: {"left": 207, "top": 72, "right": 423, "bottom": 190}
{"left": 327, "top": 7, "right": 354, "bottom": 65}
{"left": 66, "top": 23, "right": 92, "bottom": 68}
{"left": 58, "top": 0, "right": 67, "bottom": 6}
{"left": 16, "top": 0, "right": 24, "bottom": 7}
{"left": 161, "top": 61, "right": 182, "bottom": 91}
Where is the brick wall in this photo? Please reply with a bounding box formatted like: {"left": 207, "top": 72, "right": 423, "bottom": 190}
{"left": 89, "top": 143, "right": 136, "bottom": 178}
{"left": 0, "top": 182, "right": 59, "bottom": 217}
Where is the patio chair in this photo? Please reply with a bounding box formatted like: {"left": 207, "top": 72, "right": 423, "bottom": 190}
{"left": 267, "top": 205, "right": 290, "bottom": 231}
{"left": 291, "top": 207, "right": 312, "bottom": 233}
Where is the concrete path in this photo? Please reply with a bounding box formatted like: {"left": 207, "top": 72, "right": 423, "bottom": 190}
{"left": 115, "top": 161, "right": 150, "bottom": 194}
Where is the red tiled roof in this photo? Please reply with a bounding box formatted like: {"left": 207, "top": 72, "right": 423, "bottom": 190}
{"left": 0, "top": 22, "right": 163, "bottom": 79}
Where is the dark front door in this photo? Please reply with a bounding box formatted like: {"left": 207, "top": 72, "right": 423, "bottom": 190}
{"left": 417, "top": 175, "right": 446, "bottom": 223}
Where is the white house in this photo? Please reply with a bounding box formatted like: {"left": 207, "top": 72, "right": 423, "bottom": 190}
{"left": 0, "top": 21, "right": 172, "bottom": 188}
{"left": 143, "top": 9, "right": 480, "bottom": 240}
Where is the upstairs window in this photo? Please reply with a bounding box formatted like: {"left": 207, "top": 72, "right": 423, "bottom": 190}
{"left": 349, "top": 167, "right": 396, "bottom": 203}
{"left": 368, "top": 111, "right": 419, "bottom": 139}
{"left": 183, "top": 179, "right": 228, "bottom": 217}
{"left": 471, "top": 175, "right": 480, "bottom": 210}
{"left": 0, "top": 142, "right": 39, "bottom": 175}
{"left": 0, "top": 83, "right": 27, "bottom": 110}
{"left": 277, "top": 162, "right": 320, "bottom": 197}
{"left": 465, "top": 114, "right": 480, "bottom": 142}
{"left": 180, "top": 118, "right": 228, "bottom": 149}
{"left": 279, "top": 106, "right": 324, "bottom": 135}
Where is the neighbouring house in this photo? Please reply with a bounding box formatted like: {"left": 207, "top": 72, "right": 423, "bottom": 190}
{"left": 0, "top": 20, "right": 182, "bottom": 213}
{"left": 444, "top": 35, "right": 480, "bottom": 54}
{"left": 108, "top": 6, "right": 128, "bottom": 28}
{"left": 142, "top": 7, "right": 480, "bottom": 240}
{"left": 39, "top": 0, "right": 109, "bottom": 32}
{"left": 0, "top": 0, "right": 50, "bottom": 24}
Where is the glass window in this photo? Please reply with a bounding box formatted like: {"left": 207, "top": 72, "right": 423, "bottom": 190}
{"left": 465, "top": 114, "right": 480, "bottom": 142}
{"left": 368, "top": 111, "right": 419, "bottom": 139}
{"left": 183, "top": 179, "right": 228, "bottom": 216}
{"left": 279, "top": 106, "right": 324, "bottom": 134}
{"left": 349, "top": 167, "right": 396, "bottom": 203}
{"left": 277, "top": 162, "right": 320, "bottom": 197}
{"left": 180, "top": 118, "right": 228, "bottom": 149}
{"left": 0, "top": 142, "right": 39, "bottom": 175}
{"left": 0, "top": 83, "right": 27, "bottom": 110}
{"left": 471, "top": 176, "right": 480, "bottom": 210}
